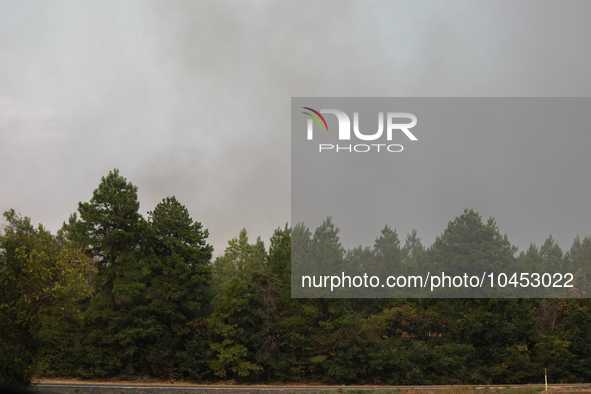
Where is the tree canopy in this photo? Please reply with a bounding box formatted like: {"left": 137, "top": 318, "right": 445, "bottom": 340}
{"left": 3, "top": 170, "right": 591, "bottom": 387}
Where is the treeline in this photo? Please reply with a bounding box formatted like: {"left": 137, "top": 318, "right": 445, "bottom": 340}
{"left": 2, "top": 169, "right": 591, "bottom": 387}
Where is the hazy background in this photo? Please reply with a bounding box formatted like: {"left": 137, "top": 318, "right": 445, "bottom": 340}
{"left": 1, "top": 0, "right": 590, "bottom": 255}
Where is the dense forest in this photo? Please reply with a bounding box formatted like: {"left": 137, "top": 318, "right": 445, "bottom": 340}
{"left": 2, "top": 169, "right": 591, "bottom": 388}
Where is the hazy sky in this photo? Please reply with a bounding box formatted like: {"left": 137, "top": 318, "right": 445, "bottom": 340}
{"left": 1, "top": 1, "right": 590, "bottom": 256}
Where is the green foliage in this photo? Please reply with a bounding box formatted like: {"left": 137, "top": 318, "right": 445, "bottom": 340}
{"left": 4, "top": 195, "right": 590, "bottom": 386}
{"left": 212, "top": 229, "right": 266, "bottom": 292}
{"left": 401, "top": 229, "right": 427, "bottom": 273}
{"left": 312, "top": 217, "right": 344, "bottom": 274}
{"left": 373, "top": 225, "right": 402, "bottom": 275}
{"left": 63, "top": 169, "right": 147, "bottom": 311}
{"left": 142, "top": 196, "right": 213, "bottom": 378}
{"left": 428, "top": 209, "right": 517, "bottom": 297}
{"left": 208, "top": 277, "right": 263, "bottom": 379}
{"left": 60, "top": 170, "right": 150, "bottom": 377}
{"left": 0, "top": 210, "right": 95, "bottom": 386}
{"left": 540, "top": 236, "right": 564, "bottom": 271}
{"left": 430, "top": 209, "right": 517, "bottom": 273}
{"left": 43, "top": 170, "right": 214, "bottom": 381}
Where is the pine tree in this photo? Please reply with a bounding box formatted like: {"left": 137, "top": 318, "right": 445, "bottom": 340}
{"left": 212, "top": 228, "right": 266, "bottom": 291}
{"left": 61, "top": 169, "right": 149, "bottom": 376}
{"left": 428, "top": 208, "right": 517, "bottom": 296}
{"left": 63, "top": 169, "right": 147, "bottom": 312}
{"left": 143, "top": 196, "right": 213, "bottom": 378}
{"left": 208, "top": 277, "right": 263, "bottom": 380}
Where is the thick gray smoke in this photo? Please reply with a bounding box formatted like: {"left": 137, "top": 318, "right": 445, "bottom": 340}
{"left": 1, "top": 1, "right": 591, "bottom": 254}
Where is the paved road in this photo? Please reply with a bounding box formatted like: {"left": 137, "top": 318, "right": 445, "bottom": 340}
{"left": 31, "top": 382, "right": 591, "bottom": 394}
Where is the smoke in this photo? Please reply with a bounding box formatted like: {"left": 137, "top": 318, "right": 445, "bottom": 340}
{"left": 1, "top": 1, "right": 591, "bottom": 254}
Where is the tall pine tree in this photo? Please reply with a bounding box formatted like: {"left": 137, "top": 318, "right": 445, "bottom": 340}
{"left": 62, "top": 169, "right": 149, "bottom": 376}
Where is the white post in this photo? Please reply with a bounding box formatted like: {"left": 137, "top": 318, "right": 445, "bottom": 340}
{"left": 545, "top": 368, "right": 548, "bottom": 391}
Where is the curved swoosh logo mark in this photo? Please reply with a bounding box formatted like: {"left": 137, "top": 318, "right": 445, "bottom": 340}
{"left": 302, "top": 107, "right": 328, "bottom": 130}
